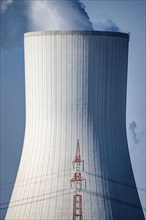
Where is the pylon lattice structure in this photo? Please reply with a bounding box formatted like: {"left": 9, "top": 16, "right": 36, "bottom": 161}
{"left": 71, "top": 139, "right": 86, "bottom": 220}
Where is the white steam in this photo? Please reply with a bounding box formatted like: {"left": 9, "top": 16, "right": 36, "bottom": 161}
{"left": 26, "top": 0, "right": 93, "bottom": 31}
{"left": 0, "top": 0, "right": 13, "bottom": 12}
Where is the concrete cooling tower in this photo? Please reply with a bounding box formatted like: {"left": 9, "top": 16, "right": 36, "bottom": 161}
{"left": 6, "top": 31, "right": 145, "bottom": 220}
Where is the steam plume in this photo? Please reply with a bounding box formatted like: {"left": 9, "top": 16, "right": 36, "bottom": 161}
{"left": 1, "top": 0, "right": 93, "bottom": 48}
{"left": 1, "top": 0, "right": 121, "bottom": 49}
{"left": 26, "top": 0, "right": 93, "bottom": 31}
{"left": 93, "top": 17, "right": 120, "bottom": 32}
{"left": 0, "top": 0, "right": 13, "bottom": 12}
{"left": 129, "top": 121, "right": 141, "bottom": 145}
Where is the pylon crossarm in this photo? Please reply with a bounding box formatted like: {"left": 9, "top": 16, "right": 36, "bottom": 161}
{"left": 71, "top": 172, "right": 86, "bottom": 182}
{"left": 72, "top": 157, "right": 84, "bottom": 164}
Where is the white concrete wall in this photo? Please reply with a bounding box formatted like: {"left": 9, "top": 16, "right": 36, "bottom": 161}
{"left": 5, "top": 31, "right": 144, "bottom": 220}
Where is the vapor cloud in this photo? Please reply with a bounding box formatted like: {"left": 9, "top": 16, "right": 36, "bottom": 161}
{"left": 0, "top": 0, "right": 121, "bottom": 48}
{"left": 1, "top": 0, "right": 93, "bottom": 48}
{"left": 0, "top": 1, "right": 27, "bottom": 48}
{"left": 129, "top": 121, "right": 143, "bottom": 145}
{"left": 26, "top": 0, "right": 93, "bottom": 31}
{"left": 0, "top": 0, "right": 13, "bottom": 12}
{"left": 93, "top": 17, "right": 120, "bottom": 32}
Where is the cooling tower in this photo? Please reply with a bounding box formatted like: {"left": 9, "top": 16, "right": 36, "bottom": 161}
{"left": 5, "top": 31, "right": 144, "bottom": 220}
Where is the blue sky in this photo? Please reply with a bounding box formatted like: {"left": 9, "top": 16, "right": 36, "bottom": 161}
{"left": 0, "top": 0, "right": 145, "bottom": 219}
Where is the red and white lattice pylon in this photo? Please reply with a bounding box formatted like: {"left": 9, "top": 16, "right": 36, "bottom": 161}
{"left": 70, "top": 139, "right": 86, "bottom": 220}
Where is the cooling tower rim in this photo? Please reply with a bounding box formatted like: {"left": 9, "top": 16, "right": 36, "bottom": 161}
{"left": 24, "top": 30, "right": 129, "bottom": 40}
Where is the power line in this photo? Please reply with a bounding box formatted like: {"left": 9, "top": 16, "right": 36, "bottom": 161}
{"left": 0, "top": 188, "right": 71, "bottom": 207}
{"left": 0, "top": 168, "right": 72, "bottom": 189}
{"left": 0, "top": 189, "right": 146, "bottom": 213}
{"left": 0, "top": 189, "right": 72, "bottom": 211}
{"left": 1, "top": 169, "right": 145, "bottom": 193}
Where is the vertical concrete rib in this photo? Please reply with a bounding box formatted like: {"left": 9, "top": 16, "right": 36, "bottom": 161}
{"left": 5, "top": 31, "right": 145, "bottom": 220}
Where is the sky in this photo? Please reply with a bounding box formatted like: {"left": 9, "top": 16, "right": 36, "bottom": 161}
{"left": 0, "top": 0, "right": 145, "bottom": 219}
